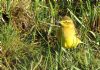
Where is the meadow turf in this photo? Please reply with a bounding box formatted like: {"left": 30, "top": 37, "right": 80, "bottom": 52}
{"left": 0, "top": 0, "right": 100, "bottom": 70}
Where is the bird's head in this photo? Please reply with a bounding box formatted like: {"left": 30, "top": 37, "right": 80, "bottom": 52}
{"left": 55, "top": 16, "right": 74, "bottom": 28}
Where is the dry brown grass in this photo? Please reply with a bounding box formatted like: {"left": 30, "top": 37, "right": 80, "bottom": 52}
{"left": 2, "top": 0, "right": 34, "bottom": 33}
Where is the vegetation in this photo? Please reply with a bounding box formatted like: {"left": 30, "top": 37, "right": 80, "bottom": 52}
{"left": 0, "top": 0, "right": 100, "bottom": 70}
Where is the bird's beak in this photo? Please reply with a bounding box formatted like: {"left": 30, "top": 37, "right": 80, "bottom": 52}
{"left": 55, "top": 20, "right": 62, "bottom": 27}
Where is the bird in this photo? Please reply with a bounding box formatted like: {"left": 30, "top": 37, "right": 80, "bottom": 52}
{"left": 56, "top": 16, "right": 83, "bottom": 48}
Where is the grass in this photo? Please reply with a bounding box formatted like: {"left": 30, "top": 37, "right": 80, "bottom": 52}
{"left": 0, "top": 0, "right": 100, "bottom": 70}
